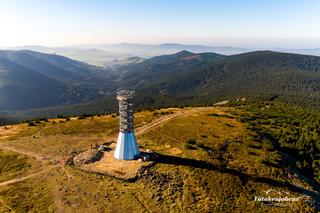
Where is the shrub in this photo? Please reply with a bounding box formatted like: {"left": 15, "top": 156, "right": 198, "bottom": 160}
{"left": 195, "top": 142, "right": 205, "bottom": 148}
{"left": 187, "top": 138, "right": 196, "bottom": 145}
{"left": 207, "top": 113, "right": 220, "bottom": 117}
{"left": 200, "top": 134, "right": 207, "bottom": 138}
{"left": 184, "top": 143, "right": 196, "bottom": 150}
{"left": 28, "top": 122, "right": 36, "bottom": 126}
{"left": 78, "top": 115, "right": 86, "bottom": 120}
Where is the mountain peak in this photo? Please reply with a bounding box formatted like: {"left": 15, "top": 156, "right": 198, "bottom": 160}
{"left": 174, "top": 50, "right": 194, "bottom": 57}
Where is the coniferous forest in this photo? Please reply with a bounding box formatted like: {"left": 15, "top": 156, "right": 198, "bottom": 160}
{"left": 233, "top": 101, "right": 320, "bottom": 185}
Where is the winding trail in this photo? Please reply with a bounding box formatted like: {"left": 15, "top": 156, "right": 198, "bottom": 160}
{"left": 0, "top": 144, "right": 49, "bottom": 162}
{"left": 136, "top": 112, "right": 185, "bottom": 135}
{"left": 136, "top": 107, "right": 214, "bottom": 136}
{"left": 0, "top": 110, "right": 188, "bottom": 186}
{"left": 0, "top": 167, "right": 58, "bottom": 187}
{"left": 0, "top": 107, "right": 214, "bottom": 211}
{"left": 0, "top": 109, "right": 189, "bottom": 211}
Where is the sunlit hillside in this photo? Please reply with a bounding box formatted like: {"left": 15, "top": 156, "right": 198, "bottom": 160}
{"left": 0, "top": 104, "right": 319, "bottom": 212}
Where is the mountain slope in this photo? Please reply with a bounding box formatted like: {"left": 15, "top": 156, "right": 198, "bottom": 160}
{"left": 0, "top": 50, "right": 75, "bottom": 80}
{"left": 23, "top": 50, "right": 102, "bottom": 76}
{"left": 0, "top": 50, "right": 116, "bottom": 111}
{"left": 0, "top": 57, "right": 63, "bottom": 110}
{"left": 3, "top": 50, "right": 320, "bottom": 117}
{"left": 0, "top": 50, "right": 114, "bottom": 81}
{"left": 9, "top": 46, "right": 131, "bottom": 66}
{"left": 113, "top": 50, "right": 320, "bottom": 109}
{"left": 116, "top": 51, "right": 224, "bottom": 90}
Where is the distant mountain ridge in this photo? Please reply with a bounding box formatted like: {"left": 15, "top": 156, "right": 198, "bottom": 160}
{"left": 96, "top": 43, "right": 250, "bottom": 56}
{"left": 8, "top": 43, "right": 251, "bottom": 66}
{"left": 9, "top": 43, "right": 320, "bottom": 68}
{"left": 2, "top": 49, "right": 320, "bottom": 118}
{"left": 113, "top": 50, "right": 320, "bottom": 110}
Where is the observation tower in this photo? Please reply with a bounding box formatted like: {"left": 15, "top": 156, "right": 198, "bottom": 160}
{"left": 114, "top": 89, "right": 140, "bottom": 160}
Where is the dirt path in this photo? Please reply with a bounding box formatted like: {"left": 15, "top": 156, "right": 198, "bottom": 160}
{"left": 0, "top": 166, "right": 57, "bottom": 187}
{"left": 136, "top": 107, "right": 214, "bottom": 136}
{"left": 0, "top": 161, "right": 63, "bottom": 211}
{"left": 47, "top": 172, "right": 65, "bottom": 213}
{"left": 136, "top": 112, "right": 185, "bottom": 135}
{"left": 0, "top": 144, "right": 64, "bottom": 211}
{"left": 0, "top": 106, "right": 215, "bottom": 211}
{"left": 0, "top": 144, "right": 50, "bottom": 162}
{"left": 61, "top": 166, "right": 74, "bottom": 181}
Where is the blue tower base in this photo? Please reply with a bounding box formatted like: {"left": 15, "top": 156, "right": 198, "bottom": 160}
{"left": 114, "top": 132, "right": 140, "bottom": 160}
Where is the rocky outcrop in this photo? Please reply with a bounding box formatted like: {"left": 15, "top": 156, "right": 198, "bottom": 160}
{"left": 73, "top": 149, "right": 103, "bottom": 165}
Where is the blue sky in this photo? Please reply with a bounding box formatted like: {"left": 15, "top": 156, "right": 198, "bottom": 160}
{"left": 0, "top": 0, "right": 320, "bottom": 47}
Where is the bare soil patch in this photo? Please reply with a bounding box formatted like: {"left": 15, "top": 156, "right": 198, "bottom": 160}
{"left": 78, "top": 150, "right": 152, "bottom": 180}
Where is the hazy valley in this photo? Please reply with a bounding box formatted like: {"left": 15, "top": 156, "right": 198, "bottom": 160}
{"left": 2, "top": 48, "right": 320, "bottom": 120}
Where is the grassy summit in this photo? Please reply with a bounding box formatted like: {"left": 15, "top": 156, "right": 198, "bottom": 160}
{"left": 0, "top": 105, "right": 318, "bottom": 212}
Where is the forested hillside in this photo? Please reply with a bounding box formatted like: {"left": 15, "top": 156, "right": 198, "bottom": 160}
{"left": 0, "top": 50, "right": 114, "bottom": 111}
{"left": 234, "top": 102, "right": 320, "bottom": 185}
{"left": 115, "top": 50, "right": 320, "bottom": 109}
{"left": 3, "top": 50, "right": 320, "bottom": 118}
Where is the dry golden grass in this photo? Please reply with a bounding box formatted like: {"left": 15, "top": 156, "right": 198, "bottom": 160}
{"left": 0, "top": 149, "right": 42, "bottom": 183}
{"left": 0, "top": 124, "right": 24, "bottom": 140}
{"left": 0, "top": 106, "right": 316, "bottom": 212}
